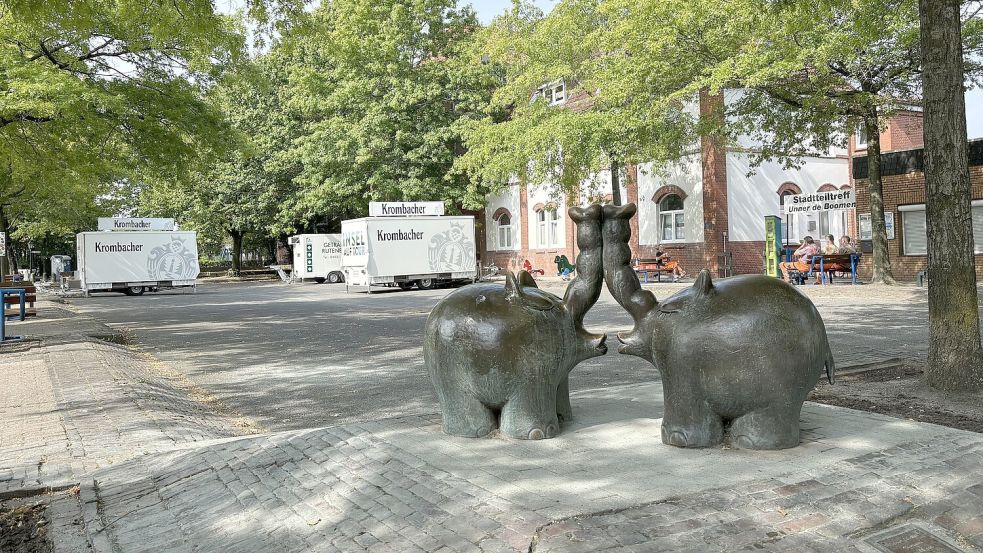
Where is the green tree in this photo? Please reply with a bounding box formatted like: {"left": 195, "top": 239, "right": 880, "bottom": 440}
{"left": 919, "top": 0, "right": 983, "bottom": 391}
{"left": 0, "top": 0, "right": 300, "bottom": 270}
{"left": 456, "top": 0, "right": 698, "bottom": 205}
{"left": 274, "top": 0, "right": 497, "bottom": 217}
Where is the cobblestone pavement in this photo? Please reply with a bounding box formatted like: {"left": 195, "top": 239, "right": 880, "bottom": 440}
{"left": 0, "top": 303, "right": 252, "bottom": 498}
{"left": 6, "top": 287, "right": 981, "bottom": 552}
{"left": 69, "top": 382, "right": 983, "bottom": 552}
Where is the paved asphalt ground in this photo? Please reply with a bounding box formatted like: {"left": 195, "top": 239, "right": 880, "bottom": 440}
{"left": 66, "top": 279, "right": 929, "bottom": 433}
{"left": 67, "top": 280, "right": 659, "bottom": 432}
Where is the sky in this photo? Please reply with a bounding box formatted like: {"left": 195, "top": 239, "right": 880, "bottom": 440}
{"left": 466, "top": 0, "right": 555, "bottom": 22}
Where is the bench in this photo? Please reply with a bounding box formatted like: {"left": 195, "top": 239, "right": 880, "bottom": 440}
{"left": 786, "top": 254, "right": 861, "bottom": 285}
{"left": 1, "top": 281, "right": 37, "bottom": 318}
{"left": 635, "top": 258, "right": 677, "bottom": 283}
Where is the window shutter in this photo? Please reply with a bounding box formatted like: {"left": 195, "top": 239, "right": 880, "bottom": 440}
{"left": 901, "top": 208, "right": 927, "bottom": 255}
{"left": 973, "top": 205, "right": 983, "bottom": 254}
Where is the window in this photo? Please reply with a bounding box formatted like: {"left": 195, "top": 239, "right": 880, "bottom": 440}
{"left": 535, "top": 79, "right": 566, "bottom": 106}
{"left": 658, "top": 194, "right": 685, "bottom": 242}
{"left": 902, "top": 201, "right": 983, "bottom": 255}
{"left": 537, "top": 209, "right": 547, "bottom": 246}
{"left": 855, "top": 126, "right": 868, "bottom": 148}
{"left": 548, "top": 209, "right": 559, "bottom": 245}
{"left": 900, "top": 205, "right": 926, "bottom": 255}
{"left": 779, "top": 191, "right": 798, "bottom": 241}
{"left": 496, "top": 213, "right": 513, "bottom": 249}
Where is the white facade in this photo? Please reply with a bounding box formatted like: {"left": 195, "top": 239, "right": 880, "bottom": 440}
{"left": 636, "top": 155, "right": 705, "bottom": 246}
{"left": 484, "top": 185, "right": 521, "bottom": 252}
{"left": 526, "top": 184, "right": 567, "bottom": 250}
{"left": 726, "top": 153, "right": 851, "bottom": 243}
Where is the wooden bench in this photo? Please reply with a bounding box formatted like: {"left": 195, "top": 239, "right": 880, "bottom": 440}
{"left": 2, "top": 281, "right": 37, "bottom": 318}
{"left": 787, "top": 254, "right": 861, "bottom": 285}
{"left": 635, "top": 258, "right": 676, "bottom": 283}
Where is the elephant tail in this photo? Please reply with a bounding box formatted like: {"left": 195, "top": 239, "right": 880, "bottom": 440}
{"left": 823, "top": 336, "right": 835, "bottom": 385}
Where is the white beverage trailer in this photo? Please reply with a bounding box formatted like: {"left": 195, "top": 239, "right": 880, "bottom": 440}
{"left": 341, "top": 214, "right": 477, "bottom": 292}
{"left": 75, "top": 218, "right": 199, "bottom": 295}
{"left": 288, "top": 233, "right": 345, "bottom": 283}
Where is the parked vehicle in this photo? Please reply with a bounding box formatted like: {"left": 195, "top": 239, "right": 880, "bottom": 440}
{"left": 74, "top": 231, "right": 199, "bottom": 295}
{"left": 341, "top": 215, "right": 476, "bottom": 292}
{"left": 288, "top": 234, "right": 345, "bottom": 283}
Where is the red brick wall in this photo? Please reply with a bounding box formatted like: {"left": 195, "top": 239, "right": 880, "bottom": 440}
{"left": 854, "top": 165, "right": 983, "bottom": 281}
{"left": 728, "top": 241, "right": 766, "bottom": 275}
{"left": 883, "top": 110, "right": 925, "bottom": 152}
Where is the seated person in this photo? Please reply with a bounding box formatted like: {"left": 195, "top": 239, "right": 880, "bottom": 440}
{"left": 779, "top": 236, "right": 819, "bottom": 283}
{"left": 522, "top": 259, "right": 545, "bottom": 276}
{"left": 838, "top": 235, "right": 857, "bottom": 255}
{"left": 813, "top": 234, "right": 838, "bottom": 283}
{"left": 655, "top": 249, "right": 686, "bottom": 282}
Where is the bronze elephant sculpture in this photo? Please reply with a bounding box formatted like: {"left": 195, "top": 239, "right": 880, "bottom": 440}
{"left": 602, "top": 203, "right": 835, "bottom": 450}
{"left": 424, "top": 205, "right": 607, "bottom": 439}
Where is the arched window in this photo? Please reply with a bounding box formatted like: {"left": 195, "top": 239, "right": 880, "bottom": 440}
{"left": 658, "top": 194, "right": 685, "bottom": 242}
{"left": 779, "top": 190, "right": 798, "bottom": 241}
{"left": 496, "top": 212, "right": 513, "bottom": 249}
{"left": 535, "top": 207, "right": 560, "bottom": 247}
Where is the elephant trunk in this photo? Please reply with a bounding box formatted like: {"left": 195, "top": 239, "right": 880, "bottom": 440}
{"left": 564, "top": 204, "right": 607, "bottom": 361}
{"left": 601, "top": 203, "right": 656, "bottom": 356}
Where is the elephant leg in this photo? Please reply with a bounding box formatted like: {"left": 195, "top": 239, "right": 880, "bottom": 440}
{"left": 437, "top": 387, "right": 497, "bottom": 438}
{"left": 500, "top": 386, "right": 560, "bottom": 440}
{"left": 555, "top": 375, "right": 573, "bottom": 423}
{"left": 730, "top": 403, "right": 802, "bottom": 450}
{"left": 660, "top": 398, "right": 724, "bottom": 448}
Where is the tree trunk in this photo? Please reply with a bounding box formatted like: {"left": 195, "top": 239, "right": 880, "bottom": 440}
{"left": 864, "top": 112, "right": 897, "bottom": 285}
{"left": 610, "top": 160, "right": 623, "bottom": 206}
{"left": 0, "top": 205, "right": 17, "bottom": 274}
{"left": 919, "top": 0, "right": 983, "bottom": 392}
{"left": 230, "top": 230, "right": 244, "bottom": 276}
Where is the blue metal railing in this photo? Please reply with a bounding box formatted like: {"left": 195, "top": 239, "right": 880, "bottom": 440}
{"left": 1, "top": 288, "right": 27, "bottom": 343}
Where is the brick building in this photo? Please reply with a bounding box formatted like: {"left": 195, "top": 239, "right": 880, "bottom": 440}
{"left": 481, "top": 90, "right": 856, "bottom": 276}
{"left": 852, "top": 138, "right": 983, "bottom": 281}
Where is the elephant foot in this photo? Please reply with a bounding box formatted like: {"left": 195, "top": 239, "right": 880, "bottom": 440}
{"left": 660, "top": 424, "right": 722, "bottom": 448}
{"left": 660, "top": 406, "right": 724, "bottom": 448}
{"left": 437, "top": 394, "right": 497, "bottom": 438}
{"left": 730, "top": 407, "right": 801, "bottom": 450}
{"left": 526, "top": 424, "right": 559, "bottom": 440}
{"left": 501, "top": 396, "right": 561, "bottom": 440}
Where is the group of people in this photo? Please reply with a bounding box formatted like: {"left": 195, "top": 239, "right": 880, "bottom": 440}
{"left": 780, "top": 234, "right": 858, "bottom": 284}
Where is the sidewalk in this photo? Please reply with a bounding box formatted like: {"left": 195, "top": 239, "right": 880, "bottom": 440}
{"left": 3, "top": 297, "right": 982, "bottom": 552}
{"left": 1, "top": 302, "right": 254, "bottom": 498}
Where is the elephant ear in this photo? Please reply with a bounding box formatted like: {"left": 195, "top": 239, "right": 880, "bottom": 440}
{"left": 693, "top": 268, "right": 714, "bottom": 296}
{"left": 517, "top": 270, "right": 539, "bottom": 289}
{"left": 504, "top": 271, "right": 521, "bottom": 302}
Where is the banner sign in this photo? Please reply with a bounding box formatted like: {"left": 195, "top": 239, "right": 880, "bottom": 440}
{"left": 783, "top": 190, "right": 856, "bottom": 214}
{"left": 98, "top": 218, "right": 176, "bottom": 232}
{"left": 368, "top": 202, "right": 445, "bottom": 217}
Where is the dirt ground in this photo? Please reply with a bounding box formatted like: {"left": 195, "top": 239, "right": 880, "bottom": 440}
{"left": 809, "top": 362, "right": 983, "bottom": 433}
{"left": 0, "top": 500, "right": 52, "bottom": 553}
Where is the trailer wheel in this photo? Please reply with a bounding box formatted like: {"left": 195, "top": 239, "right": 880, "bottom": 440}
{"left": 327, "top": 272, "right": 343, "bottom": 284}
{"left": 124, "top": 286, "right": 145, "bottom": 296}
{"left": 416, "top": 278, "right": 436, "bottom": 290}
{"left": 398, "top": 282, "right": 415, "bottom": 291}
